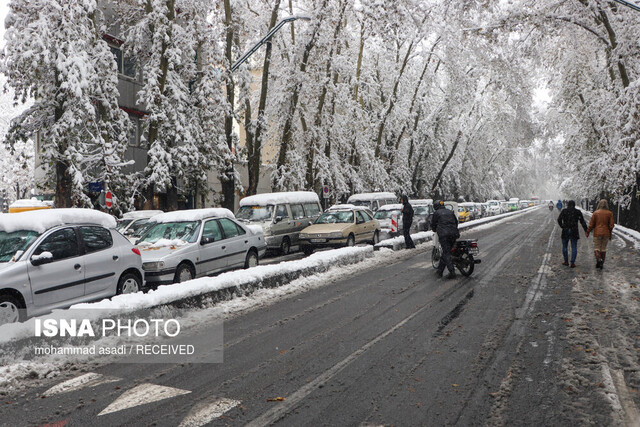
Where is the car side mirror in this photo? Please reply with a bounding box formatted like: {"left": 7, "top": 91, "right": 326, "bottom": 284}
{"left": 201, "top": 236, "right": 213, "bottom": 245}
{"left": 31, "top": 252, "right": 54, "bottom": 266}
{"left": 274, "top": 216, "right": 283, "bottom": 224}
{"left": 308, "top": 221, "right": 313, "bottom": 226}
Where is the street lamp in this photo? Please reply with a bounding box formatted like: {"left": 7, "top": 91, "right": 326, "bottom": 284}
{"left": 231, "top": 15, "right": 311, "bottom": 72}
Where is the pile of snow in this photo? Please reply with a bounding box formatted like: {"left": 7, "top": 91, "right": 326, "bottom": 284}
{"left": 138, "top": 239, "right": 188, "bottom": 249}
{"left": 410, "top": 199, "right": 432, "bottom": 206}
{"left": 150, "top": 208, "right": 234, "bottom": 223}
{"left": 239, "top": 191, "right": 319, "bottom": 207}
{"left": 378, "top": 231, "right": 433, "bottom": 247}
{"left": 121, "top": 210, "right": 163, "bottom": 220}
{"left": 0, "top": 208, "right": 117, "bottom": 233}
{"left": 327, "top": 204, "right": 371, "bottom": 212}
{"left": 347, "top": 192, "right": 396, "bottom": 202}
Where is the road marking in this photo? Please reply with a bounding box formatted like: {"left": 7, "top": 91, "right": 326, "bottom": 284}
{"left": 246, "top": 292, "right": 446, "bottom": 427}
{"left": 43, "top": 373, "right": 120, "bottom": 397}
{"left": 178, "top": 397, "right": 241, "bottom": 427}
{"left": 98, "top": 383, "right": 191, "bottom": 416}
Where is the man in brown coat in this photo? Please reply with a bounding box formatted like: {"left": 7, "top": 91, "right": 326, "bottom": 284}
{"left": 586, "top": 199, "right": 615, "bottom": 269}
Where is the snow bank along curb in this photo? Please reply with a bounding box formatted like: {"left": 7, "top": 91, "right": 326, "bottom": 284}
{"left": 374, "top": 205, "right": 541, "bottom": 250}
{"left": 0, "top": 246, "right": 374, "bottom": 345}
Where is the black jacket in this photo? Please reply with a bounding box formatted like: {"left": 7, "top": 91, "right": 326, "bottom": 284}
{"left": 557, "top": 207, "right": 587, "bottom": 239}
{"left": 401, "top": 202, "right": 414, "bottom": 226}
{"left": 431, "top": 207, "right": 459, "bottom": 238}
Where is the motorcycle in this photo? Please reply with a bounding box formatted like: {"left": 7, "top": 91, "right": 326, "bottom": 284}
{"left": 432, "top": 234, "right": 481, "bottom": 276}
{"left": 548, "top": 204, "right": 554, "bottom": 211}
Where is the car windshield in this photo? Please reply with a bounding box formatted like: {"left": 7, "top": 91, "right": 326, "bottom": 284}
{"left": 137, "top": 221, "right": 200, "bottom": 244}
{"left": 414, "top": 206, "right": 430, "bottom": 215}
{"left": 458, "top": 207, "right": 466, "bottom": 213}
{"left": 128, "top": 219, "right": 154, "bottom": 238}
{"left": 116, "top": 219, "right": 134, "bottom": 231}
{"left": 374, "top": 210, "right": 399, "bottom": 220}
{"left": 350, "top": 200, "right": 372, "bottom": 209}
{"left": 0, "top": 230, "right": 40, "bottom": 262}
{"left": 236, "top": 205, "right": 274, "bottom": 222}
{"left": 315, "top": 211, "right": 354, "bottom": 224}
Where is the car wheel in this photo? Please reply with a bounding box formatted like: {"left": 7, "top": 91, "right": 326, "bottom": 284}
{"left": 346, "top": 234, "right": 355, "bottom": 247}
{"left": 0, "top": 294, "right": 25, "bottom": 324}
{"left": 280, "top": 237, "right": 291, "bottom": 255}
{"left": 174, "top": 263, "right": 195, "bottom": 283}
{"left": 117, "top": 272, "right": 141, "bottom": 295}
{"left": 372, "top": 230, "right": 380, "bottom": 245}
{"left": 302, "top": 246, "right": 314, "bottom": 256}
{"left": 244, "top": 250, "right": 259, "bottom": 269}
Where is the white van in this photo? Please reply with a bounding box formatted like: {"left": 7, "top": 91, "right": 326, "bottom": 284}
{"left": 347, "top": 192, "right": 397, "bottom": 212}
{"left": 236, "top": 191, "right": 323, "bottom": 254}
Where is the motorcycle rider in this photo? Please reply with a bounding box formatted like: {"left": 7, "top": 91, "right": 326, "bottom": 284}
{"left": 548, "top": 201, "right": 554, "bottom": 211}
{"left": 431, "top": 200, "right": 460, "bottom": 279}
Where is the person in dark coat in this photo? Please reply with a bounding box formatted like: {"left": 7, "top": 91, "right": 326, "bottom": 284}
{"left": 431, "top": 200, "right": 460, "bottom": 278}
{"left": 401, "top": 196, "right": 415, "bottom": 249}
{"left": 557, "top": 200, "right": 588, "bottom": 268}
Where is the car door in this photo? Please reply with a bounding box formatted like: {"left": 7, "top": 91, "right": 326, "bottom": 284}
{"left": 361, "top": 210, "right": 376, "bottom": 241}
{"left": 218, "top": 218, "right": 246, "bottom": 269}
{"left": 27, "top": 227, "right": 85, "bottom": 307}
{"left": 289, "top": 204, "right": 306, "bottom": 245}
{"left": 271, "top": 204, "right": 292, "bottom": 244}
{"left": 197, "top": 219, "right": 227, "bottom": 275}
{"left": 354, "top": 211, "right": 368, "bottom": 243}
{"left": 79, "top": 226, "right": 118, "bottom": 296}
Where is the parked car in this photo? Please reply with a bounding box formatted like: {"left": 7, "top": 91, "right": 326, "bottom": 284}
{"left": 0, "top": 209, "right": 143, "bottom": 324}
{"left": 8, "top": 198, "right": 52, "bottom": 213}
{"left": 460, "top": 202, "right": 478, "bottom": 221}
{"left": 299, "top": 206, "right": 381, "bottom": 254}
{"left": 116, "top": 210, "right": 163, "bottom": 244}
{"left": 457, "top": 205, "right": 471, "bottom": 223}
{"left": 236, "top": 191, "right": 322, "bottom": 255}
{"left": 346, "top": 192, "right": 397, "bottom": 212}
{"left": 486, "top": 200, "right": 502, "bottom": 216}
{"left": 411, "top": 199, "right": 433, "bottom": 231}
{"left": 137, "top": 208, "right": 267, "bottom": 287}
{"left": 373, "top": 204, "right": 420, "bottom": 240}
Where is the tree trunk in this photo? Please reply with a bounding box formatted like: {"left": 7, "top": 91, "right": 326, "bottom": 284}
{"left": 221, "top": 0, "right": 236, "bottom": 209}
{"left": 247, "top": 0, "right": 281, "bottom": 196}
{"left": 430, "top": 130, "right": 463, "bottom": 198}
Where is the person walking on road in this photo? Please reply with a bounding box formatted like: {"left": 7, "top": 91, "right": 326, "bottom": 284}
{"left": 557, "top": 200, "right": 588, "bottom": 268}
{"left": 586, "top": 199, "right": 614, "bottom": 269}
{"left": 556, "top": 199, "right": 563, "bottom": 211}
{"left": 401, "top": 196, "right": 416, "bottom": 249}
{"left": 431, "top": 200, "right": 459, "bottom": 279}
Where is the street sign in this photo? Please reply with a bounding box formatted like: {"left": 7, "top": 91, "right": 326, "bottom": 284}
{"left": 322, "top": 186, "right": 330, "bottom": 198}
{"left": 88, "top": 182, "right": 104, "bottom": 193}
{"left": 105, "top": 191, "right": 113, "bottom": 209}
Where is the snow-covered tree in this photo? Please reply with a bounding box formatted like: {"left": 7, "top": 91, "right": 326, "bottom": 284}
{"left": 2, "top": 0, "right": 131, "bottom": 208}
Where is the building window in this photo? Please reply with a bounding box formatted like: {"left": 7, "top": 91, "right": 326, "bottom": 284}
{"left": 128, "top": 115, "right": 140, "bottom": 147}
{"left": 110, "top": 46, "right": 136, "bottom": 79}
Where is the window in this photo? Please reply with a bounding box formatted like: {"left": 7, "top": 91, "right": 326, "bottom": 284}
{"left": 33, "top": 228, "right": 79, "bottom": 261}
{"left": 110, "top": 46, "right": 136, "bottom": 78}
{"left": 79, "top": 227, "right": 113, "bottom": 253}
{"left": 303, "top": 203, "right": 321, "bottom": 217}
{"left": 128, "top": 116, "right": 140, "bottom": 147}
{"left": 356, "top": 211, "right": 366, "bottom": 224}
{"left": 219, "top": 218, "right": 240, "bottom": 239}
{"left": 202, "top": 220, "right": 223, "bottom": 242}
{"left": 275, "top": 205, "right": 289, "bottom": 218}
{"left": 360, "top": 210, "right": 373, "bottom": 221}
{"left": 235, "top": 224, "right": 246, "bottom": 235}
{"left": 290, "top": 204, "right": 305, "bottom": 219}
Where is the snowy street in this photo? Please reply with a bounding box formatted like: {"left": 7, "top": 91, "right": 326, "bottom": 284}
{"left": 2, "top": 207, "right": 638, "bottom": 426}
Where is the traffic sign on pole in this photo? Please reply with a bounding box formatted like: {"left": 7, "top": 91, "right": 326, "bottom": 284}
{"left": 322, "top": 186, "right": 330, "bottom": 199}
{"left": 105, "top": 191, "right": 113, "bottom": 209}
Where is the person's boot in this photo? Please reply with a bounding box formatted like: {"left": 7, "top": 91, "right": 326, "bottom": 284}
{"left": 600, "top": 252, "right": 606, "bottom": 268}
{"left": 436, "top": 269, "right": 443, "bottom": 278}
{"left": 446, "top": 270, "right": 456, "bottom": 279}
{"left": 595, "top": 251, "right": 602, "bottom": 269}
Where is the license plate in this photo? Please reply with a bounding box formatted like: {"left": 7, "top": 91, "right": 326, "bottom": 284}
{"left": 469, "top": 248, "right": 479, "bottom": 255}
{"left": 310, "top": 239, "right": 327, "bottom": 243}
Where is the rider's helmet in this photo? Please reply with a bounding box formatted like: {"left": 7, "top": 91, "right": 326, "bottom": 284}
{"left": 433, "top": 200, "right": 445, "bottom": 210}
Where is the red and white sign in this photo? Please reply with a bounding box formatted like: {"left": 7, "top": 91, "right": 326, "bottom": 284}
{"left": 105, "top": 191, "right": 113, "bottom": 209}
{"left": 391, "top": 213, "right": 398, "bottom": 233}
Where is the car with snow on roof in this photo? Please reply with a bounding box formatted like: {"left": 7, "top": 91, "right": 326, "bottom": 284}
{"left": 373, "top": 204, "right": 419, "bottom": 240}
{"left": 410, "top": 199, "right": 433, "bottom": 231}
{"left": 0, "top": 209, "right": 143, "bottom": 324}
{"left": 136, "top": 208, "right": 267, "bottom": 287}
{"left": 346, "top": 192, "right": 397, "bottom": 212}
{"left": 236, "top": 191, "right": 322, "bottom": 255}
{"left": 298, "top": 206, "right": 381, "bottom": 255}
{"left": 116, "top": 210, "right": 164, "bottom": 244}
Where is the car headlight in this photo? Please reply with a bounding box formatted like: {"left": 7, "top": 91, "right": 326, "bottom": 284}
{"left": 142, "top": 261, "right": 165, "bottom": 271}
{"left": 328, "top": 232, "right": 344, "bottom": 238}
{"left": 299, "top": 233, "right": 309, "bottom": 239}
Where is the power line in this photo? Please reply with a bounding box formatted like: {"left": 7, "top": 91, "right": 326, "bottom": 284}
{"left": 611, "top": 0, "right": 640, "bottom": 13}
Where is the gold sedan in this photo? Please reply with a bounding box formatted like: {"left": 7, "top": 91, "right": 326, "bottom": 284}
{"left": 298, "top": 207, "right": 381, "bottom": 255}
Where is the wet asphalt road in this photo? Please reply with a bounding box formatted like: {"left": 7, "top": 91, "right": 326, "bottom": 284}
{"left": 2, "top": 207, "right": 636, "bottom": 426}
